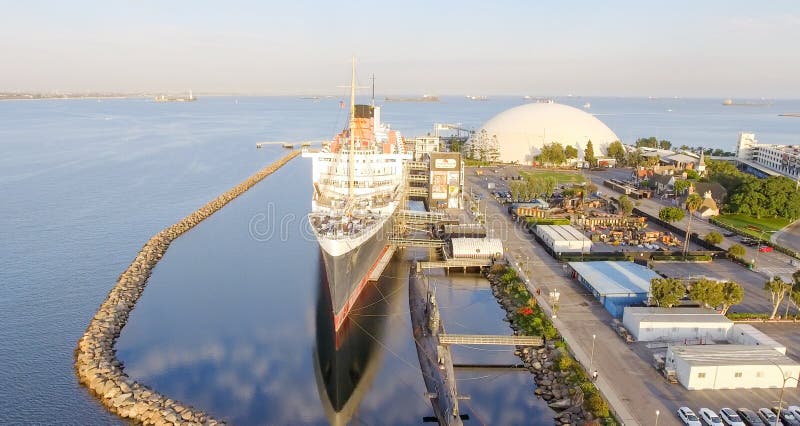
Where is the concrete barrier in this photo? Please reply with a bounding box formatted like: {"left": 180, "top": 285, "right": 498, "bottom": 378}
{"left": 75, "top": 151, "right": 300, "bottom": 425}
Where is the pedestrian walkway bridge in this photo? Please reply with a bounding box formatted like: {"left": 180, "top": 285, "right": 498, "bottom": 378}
{"left": 417, "top": 258, "right": 492, "bottom": 270}
{"left": 439, "top": 334, "right": 543, "bottom": 347}
{"left": 388, "top": 236, "right": 445, "bottom": 248}
{"left": 397, "top": 210, "right": 446, "bottom": 223}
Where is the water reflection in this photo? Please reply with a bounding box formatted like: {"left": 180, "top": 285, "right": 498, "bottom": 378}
{"left": 314, "top": 256, "right": 403, "bottom": 425}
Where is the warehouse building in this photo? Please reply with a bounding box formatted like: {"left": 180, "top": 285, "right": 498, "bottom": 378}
{"left": 567, "top": 261, "right": 660, "bottom": 317}
{"left": 728, "top": 324, "right": 787, "bottom": 355}
{"left": 622, "top": 307, "right": 733, "bottom": 342}
{"left": 666, "top": 344, "right": 800, "bottom": 390}
{"left": 450, "top": 238, "right": 503, "bottom": 260}
{"left": 535, "top": 224, "right": 592, "bottom": 254}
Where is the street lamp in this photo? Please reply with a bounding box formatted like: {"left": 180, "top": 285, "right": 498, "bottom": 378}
{"left": 590, "top": 334, "right": 597, "bottom": 369}
{"left": 655, "top": 410, "right": 660, "bottom": 426}
{"left": 771, "top": 362, "right": 800, "bottom": 426}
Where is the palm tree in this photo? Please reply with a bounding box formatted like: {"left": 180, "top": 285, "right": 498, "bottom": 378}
{"left": 683, "top": 193, "right": 703, "bottom": 259}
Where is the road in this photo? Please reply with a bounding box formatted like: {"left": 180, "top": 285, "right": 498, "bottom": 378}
{"left": 773, "top": 219, "right": 800, "bottom": 255}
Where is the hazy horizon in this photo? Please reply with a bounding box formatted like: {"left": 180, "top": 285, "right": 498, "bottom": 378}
{"left": 3, "top": 1, "right": 799, "bottom": 98}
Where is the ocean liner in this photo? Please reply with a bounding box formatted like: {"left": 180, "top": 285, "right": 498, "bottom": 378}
{"left": 303, "top": 60, "right": 410, "bottom": 330}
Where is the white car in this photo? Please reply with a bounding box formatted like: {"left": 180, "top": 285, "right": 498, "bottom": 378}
{"left": 757, "top": 408, "right": 783, "bottom": 426}
{"left": 678, "top": 407, "right": 703, "bottom": 426}
{"left": 699, "top": 408, "right": 723, "bottom": 425}
{"left": 719, "top": 408, "right": 746, "bottom": 426}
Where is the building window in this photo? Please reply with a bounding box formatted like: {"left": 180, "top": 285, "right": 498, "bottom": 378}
{"left": 734, "top": 372, "right": 743, "bottom": 378}
{"left": 698, "top": 372, "right": 706, "bottom": 378}
{"left": 756, "top": 371, "right": 764, "bottom": 378}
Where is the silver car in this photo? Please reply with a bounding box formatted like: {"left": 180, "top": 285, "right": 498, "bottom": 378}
{"left": 720, "top": 408, "right": 746, "bottom": 426}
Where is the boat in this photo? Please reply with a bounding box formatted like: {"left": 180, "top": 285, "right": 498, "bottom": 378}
{"left": 465, "top": 95, "right": 488, "bottom": 101}
{"left": 409, "top": 264, "right": 463, "bottom": 426}
{"left": 583, "top": 102, "right": 591, "bottom": 109}
{"left": 154, "top": 90, "right": 196, "bottom": 102}
{"left": 384, "top": 94, "right": 439, "bottom": 102}
{"left": 303, "top": 59, "right": 411, "bottom": 331}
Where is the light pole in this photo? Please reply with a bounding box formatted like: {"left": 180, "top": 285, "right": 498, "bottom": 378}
{"left": 590, "top": 334, "right": 597, "bottom": 369}
{"left": 655, "top": 410, "right": 660, "bottom": 426}
{"left": 771, "top": 362, "right": 800, "bottom": 426}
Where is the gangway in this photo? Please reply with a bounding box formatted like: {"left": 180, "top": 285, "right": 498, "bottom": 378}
{"left": 438, "top": 334, "right": 543, "bottom": 347}
{"left": 408, "top": 187, "right": 428, "bottom": 197}
{"left": 389, "top": 236, "right": 445, "bottom": 248}
{"left": 417, "top": 258, "right": 492, "bottom": 270}
{"left": 397, "top": 210, "right": 447, "bottom": 224}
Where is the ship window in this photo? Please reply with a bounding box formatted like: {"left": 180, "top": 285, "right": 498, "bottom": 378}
{"left": 734, "top": 372, "right": 742, "bottom": 378}
{"left": 697, "top": 372, "right": 706, "bottom": 378}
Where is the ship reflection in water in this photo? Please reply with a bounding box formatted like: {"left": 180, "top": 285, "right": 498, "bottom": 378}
{"left": 313, "top": 258, "right": 403, "bottom": 425}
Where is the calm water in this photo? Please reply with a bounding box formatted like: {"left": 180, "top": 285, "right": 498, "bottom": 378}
{"left": 1, "top": 96, "right": 799, "bottom": 424}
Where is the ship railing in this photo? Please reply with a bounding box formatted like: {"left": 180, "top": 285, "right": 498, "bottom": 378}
{"left": 310, "top": 215, "right": 388, "bottom": 241}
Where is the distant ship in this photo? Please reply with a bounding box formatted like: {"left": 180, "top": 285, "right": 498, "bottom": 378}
{"left": 465, "top": 95, "right": 488, "bottom": 101}
{"left": 384, "top": 94, "right": 439, "bottom": 102}
{"left": 303, "top": 60, "right": 410, "bottom": 331}
{"left": 583, "top": 102, "right": 591, "bottom": 109}
{"left": 154, "top": 90, "right": 196, "bottom": 102}
{"left": 523, "top": 96, "right": 554, "bottom": 104}
{"left": 722, "top": 98, "right": 772, "bottom": 107}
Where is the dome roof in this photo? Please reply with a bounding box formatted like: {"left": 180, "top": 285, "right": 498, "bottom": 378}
{"left": 470, "top": 103, "right": 620, "bottom": 164}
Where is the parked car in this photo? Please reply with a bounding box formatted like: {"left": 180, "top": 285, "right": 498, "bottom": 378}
{"left": 720, "top": 408, "right": 746, "bottom": 426}
{"left": 788, "top": 407, "right": 800, "bottom": 422}
{"left": 699, "top": 408, "right": 723, "bottom": 425}
{"left": 775, "top": 408, "right": 800, "bottom": 426}
{"left": 758, "top": 245, "right": 773, "bottom": 253}
{"left": 738, "top": 408, "right": 766, "bottom": 426}
{"left": 678, "top": 407, "right": 703, "bottom": 426}
{"left": 723, "top": 232, "right": 737, "bottom": 237}
{"left": 757, "top": 408, "right": 783, "bottom": 425}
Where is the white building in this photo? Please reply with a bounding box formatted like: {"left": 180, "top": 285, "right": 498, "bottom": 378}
{"left": 622, "top": 307, "right": 732, "bottom": 342}
{"left": 450, "top": 238, "right": 503, "bottom": 259}
{"left": 535, "top": 225, "right": 592, "bottom": 254}
{"left": 666, "top": 344, "right": 800, "bottom": 390}
{"left": 736, "top": 132, "right": 800, "bottom": 180}
{"left": 413, "top": 136, "right": 440, "bottom": 160}
{"left": 728, "top": 324, "right": 787, "bottom": 355}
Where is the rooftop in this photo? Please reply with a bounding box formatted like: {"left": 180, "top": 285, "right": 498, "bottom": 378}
{"left": 569, "top": 261, "right": 661, "bottom": 296}
{"left": 669, "top": 344, "right": 797, "bottom": 367}
{"left": 538, "top": 224, "right": 591, "bottom": 242}
{"left": 624, "top": 307, "right": 732, "bottom": 324}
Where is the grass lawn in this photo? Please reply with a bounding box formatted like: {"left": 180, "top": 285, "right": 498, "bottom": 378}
{"left": 713, "top": 214, "right": 790, "bottom": 238}
{"left": 519, "top": 169, "right": 586, "bottom": 184}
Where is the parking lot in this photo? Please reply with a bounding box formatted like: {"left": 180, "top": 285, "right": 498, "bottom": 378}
{"left": 651, "top": 260, "right": 784, "bottom": 315}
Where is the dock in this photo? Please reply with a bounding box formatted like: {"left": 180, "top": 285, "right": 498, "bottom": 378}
{"left": 256, "top": 141, "right": 318, "bottom": 149}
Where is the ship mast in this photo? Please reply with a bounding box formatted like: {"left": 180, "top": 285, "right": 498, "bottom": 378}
{"left": 348, "top": 57, "right": 356, "bottom": 199}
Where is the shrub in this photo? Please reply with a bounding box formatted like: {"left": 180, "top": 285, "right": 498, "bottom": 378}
{"left": 705, "top": 231, "right": 723, "bottom": 245}
{"left": 728, "top": 244, "right": 746, "bottom": 258}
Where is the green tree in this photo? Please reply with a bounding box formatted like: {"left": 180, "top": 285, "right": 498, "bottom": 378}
{"left": 659, "top": 139, "right": 672, "bottom": 150}
{"left": 658, "top": 206, "right": 685, "bottom": 223}
{"left": 650, "top": 277, "right": 686, "bottom": 307}
{"left": 606, "top": 140, "right": 626, "bottom": 164}
{"left": 537, "top": 142, "right": 566, "bottom": 166}
{"left": 618, "top": 195, "right": 634, "bottom": 217}
{"left": 635, "top": 137, "right": 658, "bottom": 148}
{"left": 673, "top": 179, "right": 691, "bottom": 196}
{"left": 626, "top": 148, "right": 644, "bottom": 167}
{"left": 764, "top": 276, "right": 793, "bottom": 319}
{"left": 685, "top": 169, "right": 700, "bottom": 180}
{"left": 688, "top": 278, "right": 725, "bottom": 309}
{"left": 565, "top": 145, "right": 578, "bottom": 160}
{"left": 584, "top": 140, "right": 596, "bottom": 168}
{"left": 683, "top": 193, "right": 704, "bottom": 258}
{"left": 704, "top": 231, "right": 723, "bottom": 245}
{"left": 720, "top": 281, "right": 744, "bottom": 315}
{"left": 728, "top": 243, "right": 746, "bottom": 259}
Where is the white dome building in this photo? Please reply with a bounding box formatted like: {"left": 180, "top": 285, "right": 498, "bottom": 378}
{"left": 469, "top": 103, "right": 620, "bottom": 164}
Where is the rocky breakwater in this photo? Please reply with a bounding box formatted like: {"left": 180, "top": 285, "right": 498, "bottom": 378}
{"left": 74, "top": 150, "right": 301, "bottom": 425}
{"left": 485, "top": 264, "right": 610, "bottom": 426}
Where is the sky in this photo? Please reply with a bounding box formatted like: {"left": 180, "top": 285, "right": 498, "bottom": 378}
{"left": 2, "top": 1, "right": 799, "bottom": 97}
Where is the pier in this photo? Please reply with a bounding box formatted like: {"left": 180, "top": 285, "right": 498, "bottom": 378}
{"left": 74, "top": 151, "right": 300, "bottom": 425}
{"left": 256, "top": 141, "right": 318, "bottom": 149}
